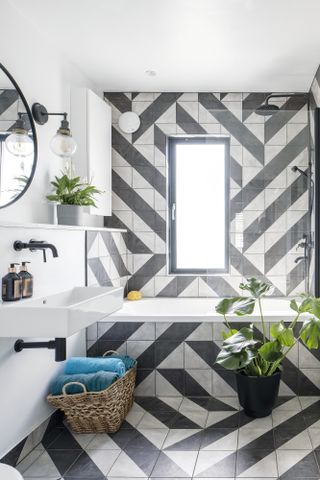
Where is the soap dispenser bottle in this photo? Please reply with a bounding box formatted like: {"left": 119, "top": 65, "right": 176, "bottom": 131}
{"left": 2, "top": 263, "right": 22, "bottom": 302}
{"left": 19, "top": 261, "right": 33, "bottom": 299}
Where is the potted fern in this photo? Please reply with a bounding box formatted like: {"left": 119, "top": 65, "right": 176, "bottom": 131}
{"left": 47, "top": 173, "right": 102, "bottom": 226}
{"left": 215, "top": 277, "right": 320, "bottom": 417}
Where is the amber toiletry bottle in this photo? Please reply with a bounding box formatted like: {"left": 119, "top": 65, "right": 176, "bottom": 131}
{"left": 19, "top": 261, "right": 33, "bottom": 299}
{"left": 1, "top": 263, "right": 22, "bottom": 302}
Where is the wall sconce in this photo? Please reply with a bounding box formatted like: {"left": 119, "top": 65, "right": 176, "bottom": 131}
{"left": 32, "top": 103, "right": 77, "bottom": 158}
{"left": 5, "top": 113, "right": 34, "bottom": 157}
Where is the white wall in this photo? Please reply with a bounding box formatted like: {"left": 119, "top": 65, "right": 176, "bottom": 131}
{"left": 0, "top": 1, "right": 105, "bottom": 454}
{"left": 0, "top": 225, "right": 86, "bottom": 458}
{"left": 0, "top": 0, "right": 103, "bottom": 226}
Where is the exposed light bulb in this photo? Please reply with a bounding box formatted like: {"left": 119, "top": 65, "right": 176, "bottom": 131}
{"left": 5, "top": 117, "right": 34, "bottom": 157}
{"left": 50, "top": 118, "right": 77, "bottom": 158}
{"left": 50, "top": 132, "right": 77, "bottom": 158}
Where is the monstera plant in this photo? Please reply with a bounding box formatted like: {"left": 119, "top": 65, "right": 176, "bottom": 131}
{"left": 215, "top": 277, "right": 320, "bottom": 417}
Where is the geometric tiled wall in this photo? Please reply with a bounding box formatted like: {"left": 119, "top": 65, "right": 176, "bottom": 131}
{"left": 103, "top": 91, "right": 310, "bottom": 297}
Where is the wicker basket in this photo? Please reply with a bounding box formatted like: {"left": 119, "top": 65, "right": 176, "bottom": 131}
{"left": 47, "top": 351, "right": 137, "bottom": 433}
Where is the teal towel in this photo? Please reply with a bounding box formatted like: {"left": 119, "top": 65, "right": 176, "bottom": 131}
{"left": 65, "top": 357, "right": 125, "bottom": 376}
{"left": 51, "top": 371, "right": 119, "bottom": 395}
{"left": 105, "top": 354, "right": 136, "bottom": 371}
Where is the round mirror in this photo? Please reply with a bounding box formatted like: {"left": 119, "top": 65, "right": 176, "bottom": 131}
{"left": 0, "top": 63, "right": 37, "bottom": 209}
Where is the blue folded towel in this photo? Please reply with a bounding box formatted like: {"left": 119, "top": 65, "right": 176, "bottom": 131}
{"left": 51, "top": 371, "right": 119, "bottom": 395}
{"left": 105, "top": 354, "right": 136, "bottom": 371}
{"left": 65, "top": 357, "right": 126, "bottom": 376}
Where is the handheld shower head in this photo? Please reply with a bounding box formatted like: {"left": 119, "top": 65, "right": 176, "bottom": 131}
{"left": 291, "top": 166, "right": 308, "bottom": 177}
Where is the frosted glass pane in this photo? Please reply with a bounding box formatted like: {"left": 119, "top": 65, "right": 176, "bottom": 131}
{"left": 175, "top": 143, "right": 227, "bottom": 270}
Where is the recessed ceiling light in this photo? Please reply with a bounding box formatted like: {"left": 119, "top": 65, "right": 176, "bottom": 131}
{"left": 145, "top": 70, "right": 157, "bottom": 77}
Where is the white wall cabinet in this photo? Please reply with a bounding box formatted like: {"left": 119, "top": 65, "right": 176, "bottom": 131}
{"left": 71, "top": 88, "right": 112, "bottom": 216}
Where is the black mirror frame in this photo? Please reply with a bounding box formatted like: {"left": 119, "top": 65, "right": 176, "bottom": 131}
{"left": 0, "top": 63, "right": 38, "bottom": 209}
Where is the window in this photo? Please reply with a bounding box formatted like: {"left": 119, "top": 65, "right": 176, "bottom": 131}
{"left": 168, "top": 135, "right": 230, "bottom": 275}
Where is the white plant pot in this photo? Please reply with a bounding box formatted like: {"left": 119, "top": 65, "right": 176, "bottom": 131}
{"left": 56, "top": 205, "right": 85, "bottom": 226}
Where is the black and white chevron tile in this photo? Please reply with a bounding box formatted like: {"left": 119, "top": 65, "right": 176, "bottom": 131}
{"left": 101, "top": 91, "right": 310, "bottom": 297}
{"left": 7, "top": 395, "right": 320, "bottom": 479}
{"left": 87, "top": 321, "right": 320, "bottom": 397}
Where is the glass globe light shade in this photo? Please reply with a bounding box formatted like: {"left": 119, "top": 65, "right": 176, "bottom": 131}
{"left": 50, "top": 132, "right": 77, "bottom": 158}
{"left": 5, "top": 131, "right": 34, "bottom": 157}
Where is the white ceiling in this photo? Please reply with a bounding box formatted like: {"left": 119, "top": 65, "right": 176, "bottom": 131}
{"left": 10, "top": 0, "right": 320, "bottom": 92}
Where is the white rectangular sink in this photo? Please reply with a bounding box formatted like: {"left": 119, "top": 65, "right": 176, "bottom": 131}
{"left": 0, "top": 286, "right": 124, "bottom": 338}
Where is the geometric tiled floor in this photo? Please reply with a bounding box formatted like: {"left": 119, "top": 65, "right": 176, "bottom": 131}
{"left": 15, "top": 396, "right": 320, "bottom": 479}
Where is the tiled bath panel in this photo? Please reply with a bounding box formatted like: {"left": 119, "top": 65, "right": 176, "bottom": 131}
{"left": 101, "top": 91, "right": 311, "bottom": 297}
{"left": 6, "top": 395, "right": 320, "bottom": 479}
{"left": 87, "top": 321, "right": 320, "bottom": 397}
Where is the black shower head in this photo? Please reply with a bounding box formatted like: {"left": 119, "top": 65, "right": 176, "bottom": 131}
{"left": 255, "top": 103, "right": 280, "bottom": 116}
{"left": 255, "top": 93, "right": 308, "bottom": 117}
{"left": 291, "top": 165, "right": 308, "bottom": 177}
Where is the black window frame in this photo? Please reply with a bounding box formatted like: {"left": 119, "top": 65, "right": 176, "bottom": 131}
{"left": 167, "top": 135, "right": 230, "bottom": 275}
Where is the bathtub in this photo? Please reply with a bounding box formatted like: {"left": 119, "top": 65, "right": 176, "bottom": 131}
{"left": 110, "top": 297, "right": 306, "bottom": 322}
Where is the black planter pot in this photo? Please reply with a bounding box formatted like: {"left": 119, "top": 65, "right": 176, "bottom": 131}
{"left": 236, "top": 370, "right": 281, "bottom": 417}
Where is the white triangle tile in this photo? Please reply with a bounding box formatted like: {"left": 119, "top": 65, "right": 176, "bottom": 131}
{"left": 86, "top": 433, "right": 121, "bottom": 450}
{"left": 156, "top": 103, "right": 176, "bottom": 124}
{"left": 266, "top": 125, "right": 287, "bottom": 146}
{"left": 245, "top": 122, "right": 264, "bottom": 142}
{"left": 133, "top": 254, "right": 153, "bottom": 273}
{"left": 162, "top": 429, "right": 201, "bottom": 449}
{"left": 238, "top": 452, "right": 278, "bottom": 477}
{"left": 178, "top": 93, "right": 198, "bottom": 101}
{"left": 199, "top": 103, "right": 218, "bottom": 123}
{"left": 198, "top": 278, "right": 217, "bottom": 297}
{"left": 107, "top": 450, "right": 147, "bottom": 477}
{"left": 158, "top": 396, "right": 183, "bottom": 410}
{"left": 165, "top": 450, "right": 198, "bottom": 476}
{"left": 86, "top": 449, "right": 120, "bottom": 475}
{"left": 230, "top": 145, "right": 243, "bottom": 164}
{"left": 155, "top": 122, "right": 177, "bottom": 135}
{"left": 185, "top": 343, "right": 209, "bottom": 375}
{"left": 112, "top": 148, "right": 130, "bottom": 166}
{"left": 178, "top": 279, "right": 199, "bottom": 297}
{"left": 157, "top": 344, "right": 184, "bottom": 369}
{"left": 244, "top": 234, "right": 265, "bottom": 255}
{"left": 243, "top": 190, "right": 265, "bottom": 211}
{"left": 132, "top": 101, "right": 152, "bottom": 116}
{"left": 137, "top": 428, "right": 169, "bottom": 448}
{"left": 243, "top": 148, "right": 263, "bottom": 168}
{"left": 212, "top": 372, "right": 237, "bottom": 397}
{"left": 134, "top": 144, "right": 155, "bottom": 164}
{"left": 203, "top": 430, "right": 238, "bottom": 450}
{"left": 138, "top": 412, "right": 168, "bottom": 429}
{"left": 156, "top": 372, "right": 183, "bottom": 396}
{"left": 265, "top": 145, "right": 282, "bottom": 164}
{"left": 276, "top": 449, "right": 310, "bottom": 477}
{"left": 112, "top": 191, "right": 132, "bottom": 211}
{"left": 186, "top": 369, "right": 212, "bottom": 394}
{"left": 194, "top": 450, "right": 233, "bottom": 477}
{"left": 135, "top": 371, "right": 155, "bottom": 396}
{"left": 22, "top": 451, "right": 60, "bottom": 478}
{"left": 16, "top": 448, "right": 45, "bottom": 475}
{"left": 186, "top": 323, "right": 213, "bottom": 341}
{"left": 278, "top": 429, "right": 312, "bottom": 450}
{"left": 134, "top": 125, "right": 154, "bottom": 145}
{"left": 206, "top": 410, "right": 237, "bottom": 427}
{"left": 177, "top": 101, "right": 199, "bottom": 121}
{"left": 154, "top": 276, "right": 173, "bottom": 295}
{"left": 113, "top": 123, "right": 132, "bottom": 143}
{"left": 222, "top": 101, "right": 242, "bottom": 121}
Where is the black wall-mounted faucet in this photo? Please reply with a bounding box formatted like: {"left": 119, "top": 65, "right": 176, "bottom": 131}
{"left": 14, "top": 239, "right": 59, "bottom": 263}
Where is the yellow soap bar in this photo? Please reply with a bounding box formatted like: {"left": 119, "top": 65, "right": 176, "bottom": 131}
{"left": 127, "top": 290, "right": 143, "bottom": 301}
